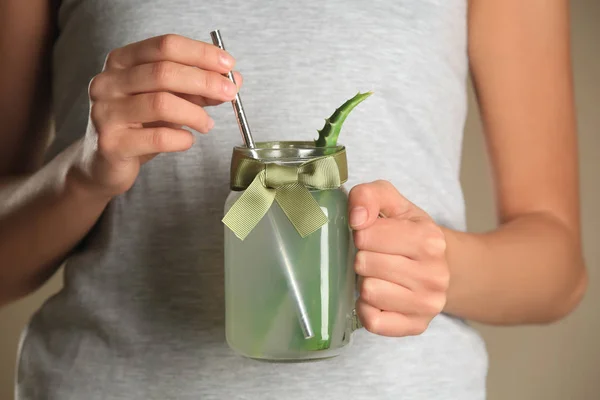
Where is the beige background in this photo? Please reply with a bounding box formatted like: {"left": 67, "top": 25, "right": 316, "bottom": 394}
{"left": 1, "top": 2, "right": 598, "bottom": 399}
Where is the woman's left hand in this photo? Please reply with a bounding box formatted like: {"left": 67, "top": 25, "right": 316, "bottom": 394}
{"left": 349, "top": 180, "right": 450, "bottom": 337}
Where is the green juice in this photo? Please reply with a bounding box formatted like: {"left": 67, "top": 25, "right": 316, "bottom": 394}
{"left": 224, "top": 188, "right": 355, "bottom": 360}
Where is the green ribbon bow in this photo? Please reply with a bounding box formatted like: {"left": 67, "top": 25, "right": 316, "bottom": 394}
{"left": 223, "top": 150, "right": 348, "bottom": 240}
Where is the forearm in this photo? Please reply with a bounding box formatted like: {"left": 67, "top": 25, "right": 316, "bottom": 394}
{"left": 0, "top": 141, "right": 110, "bottom": 306}
{"left": 443, "top": 212, "right": 587, "bottom": 325}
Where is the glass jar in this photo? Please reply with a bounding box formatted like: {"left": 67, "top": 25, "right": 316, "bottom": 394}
{"left": 223, "top": 142, "right": 358, "bottom": 361}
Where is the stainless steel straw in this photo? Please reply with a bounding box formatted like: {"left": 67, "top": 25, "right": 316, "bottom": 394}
{"left": 211, "top": 30, "right": 314, "bottom": 339}
{"left": 210, "top": 30, "right": 255, "bottom": 148}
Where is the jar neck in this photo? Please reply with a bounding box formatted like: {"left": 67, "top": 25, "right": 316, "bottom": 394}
{"left": 229, "top": 141, "right": 348, "bottom": 191}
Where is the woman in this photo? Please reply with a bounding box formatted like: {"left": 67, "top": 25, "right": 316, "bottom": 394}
{"left": 0, "top": 0, "right": 587, "bottom": 399}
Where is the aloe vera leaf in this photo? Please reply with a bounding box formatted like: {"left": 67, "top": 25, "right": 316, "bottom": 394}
{"left": 293, "top": 92, "right": 371, "bottom": 350}
{"left": 314, "top": 91, "right": 373, "bottom": 147}
{"left": 255, "top": 92, "right": 373, "bottom": 355}
{"left": 289, "top": 87, "right": 371, "bottom": 349}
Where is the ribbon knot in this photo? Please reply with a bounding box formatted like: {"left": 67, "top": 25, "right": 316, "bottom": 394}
{"left": 223, "top": 149, "right": 348, "bottom": 240}
{"left": 265, "top": 164, "right": 298, "bottom": 187}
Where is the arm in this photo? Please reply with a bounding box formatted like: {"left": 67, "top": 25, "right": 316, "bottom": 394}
{"left": 0, "top": 0, "right": 239, "bottom": 306}
{"left": 349, "top": 0, "right": 586, "bottom": 335}
{"left": 443, "top": 0, "right": 586, "bottom": 324}
{"left": 0, "top": 0, "right": 112, "bottom": 305}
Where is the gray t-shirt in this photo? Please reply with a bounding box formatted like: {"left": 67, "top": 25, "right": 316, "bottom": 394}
{"left": 17, "top": 1, "right": 488, "bottom": 399}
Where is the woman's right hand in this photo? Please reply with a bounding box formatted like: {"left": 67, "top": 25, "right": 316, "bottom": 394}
{"left": 72, "top": 34, "right": 241, "bottom": 198}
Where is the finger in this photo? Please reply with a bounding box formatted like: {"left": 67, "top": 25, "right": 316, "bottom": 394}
{"left": 178, "top": 94, "right": 221, "bottom": 108}
{"left": 355, "top": 250, "right": 450, "bottom": 292}
{"left": 348, "top": 180, "right": 426, "bottom": 230}
{"left": 356, "top": 298, "right": 430, "bottom": 337}
{"left": 96, "top": 62, "right": 238, "bottom": 102}
{"left": 112, "top": 127, "right": 195, "bottom": 158}
{"left": 94, "top": 92, "right": 214, "bottom": 134}
{"left": 104, "top": 34, "right": 235, "bottom": 73}
{"left": 176, "top": 71, "right": 244, "bottom": 107}
{"left": 359, "top": 277, "right": 446, "bottom": 317}
{"left": 353, "top": 218, "right": 446, "bottom": 259}
{"left": 359, "top": 277, "right": 417, "bottom": 314}
{"left": 355, "top": 250, "right": 419, "bottom": 288}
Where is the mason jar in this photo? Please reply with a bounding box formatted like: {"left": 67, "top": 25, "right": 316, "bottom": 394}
{"left": 223, "top": 141, "right": 359, "bottom": 361}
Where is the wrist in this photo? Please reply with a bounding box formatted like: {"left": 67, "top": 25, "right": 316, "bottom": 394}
{"left": 64, "top": 163, "right": 113, "bottom": 207}
{"left": 440, "top": 227, "right": 490, "bottom": 317}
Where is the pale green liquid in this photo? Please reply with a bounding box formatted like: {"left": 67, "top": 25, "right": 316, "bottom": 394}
{"left": 224, "top": 189, "right": 355, "bottom": 360}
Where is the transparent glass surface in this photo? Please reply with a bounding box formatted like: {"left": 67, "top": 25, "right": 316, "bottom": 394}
{"left": 224, "top": 187, "right": 355, "bottom": 360}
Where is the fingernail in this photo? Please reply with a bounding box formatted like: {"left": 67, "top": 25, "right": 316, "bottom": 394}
{"left": 350, "top": 207, "right": 368, "bottom": 228}
{"left": 219, "top": 53, "right": 234, "bottom": 68}
{"left": 207, "top": 117, "right": 215, "bottom": 131}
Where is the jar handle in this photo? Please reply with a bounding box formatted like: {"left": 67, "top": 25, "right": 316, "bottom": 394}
{"left": 350, "top": 308, "right": 363, "bottom": 332}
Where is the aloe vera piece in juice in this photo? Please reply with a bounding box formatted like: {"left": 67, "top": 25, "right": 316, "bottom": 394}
{"left": 314, "top": 91, "right": 373, "bottom": 147}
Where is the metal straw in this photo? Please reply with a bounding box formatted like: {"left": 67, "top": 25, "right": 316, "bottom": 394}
{"left": 210, "top": 30, "right": 255, "bottom": 148}
{"left": 211, "top": 30, "right": 314, "bottom": 339}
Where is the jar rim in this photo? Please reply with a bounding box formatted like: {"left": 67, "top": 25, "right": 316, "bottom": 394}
{"left": 233, "top": 141, "right": 345, "bottom": 161}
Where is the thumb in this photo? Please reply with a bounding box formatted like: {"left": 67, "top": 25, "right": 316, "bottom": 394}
{"left": 348, "top": 180, "right": 416, "bottom": 230}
